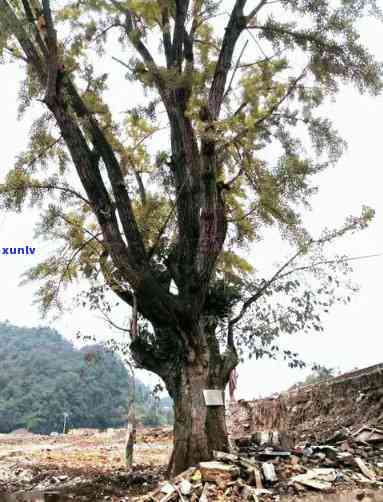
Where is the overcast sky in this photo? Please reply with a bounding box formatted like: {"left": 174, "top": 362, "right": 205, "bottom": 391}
{"left": 0, "top": 8, "right": 382, "bottom": 400}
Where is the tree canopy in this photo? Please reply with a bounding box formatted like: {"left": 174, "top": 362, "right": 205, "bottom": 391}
{"left": 0, "top": 0, "right": 379, "bottom": 353}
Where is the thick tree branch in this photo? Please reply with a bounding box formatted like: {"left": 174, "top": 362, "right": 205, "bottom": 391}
{"left": 124, "top": 10, "right": 156, "bottom": 66}
{"left": 166, "top": 106, "right": 201, "bottom": 299}
{"left": 196, "top": 171, "right": 228, "bottom": 302}
{"left": 0, "top": 5, "right": 137, "bottom": 283}
{"left": 208, "top": 0, "right": 247, "bottom": 119}
{"left": 41, "top": 0, "right": 59, "bottom": 105}
{"left": 62, "top": 78, "right": 148, "bottom": 270}
{"left": 20, "top": 0, "right": 48, "bottom": 57}
{"left": 112, "top": 3, "right": 201, "bottom": 301}
{"left": 172, "top": 0, "right": 190, "bottom": 69}
{"left": 0, "top": 0, "right": 45, "bottom": 80}
{"left": 208, "top": 0, "right": 276, "bottom": 119}
{"left": 132, "top": 168, "right": 146, "bottom": 206}
{"left": 121, "top": 7, "right": 174, "bottom": 108}
{"left": 160, "top": 4, "right": 172, "bottom": 68}
{"left": 46, "top": 98, "right": 140, "bottom": 286}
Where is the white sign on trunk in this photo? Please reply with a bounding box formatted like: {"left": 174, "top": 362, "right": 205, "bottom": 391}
{"left": 203, "top": 389, "right": 224, "bottom": 406}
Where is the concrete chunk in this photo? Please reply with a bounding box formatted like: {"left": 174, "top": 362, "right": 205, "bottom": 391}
{"left": 199, "top": 461, "right": 240, "bottom": 487}
{"left": 262, "top": 462, "right": 277, "bottom": 483}
{"left": 354, "top": 457, "right": 376, "bottom": 480}
{"left": 213, "top": 450, "right": 238, "bottom": 463}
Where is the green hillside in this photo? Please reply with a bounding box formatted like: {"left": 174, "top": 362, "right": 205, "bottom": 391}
{"left": 0, "top": 322, "right": 168, "bottom": 433}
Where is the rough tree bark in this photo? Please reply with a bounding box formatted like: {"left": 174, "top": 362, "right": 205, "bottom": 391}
{"left": 171, "top": 360, "right": 229, "bottom": 473}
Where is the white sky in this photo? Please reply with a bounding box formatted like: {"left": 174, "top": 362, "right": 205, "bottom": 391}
{"left": 0, "top": 8, "right": 382, "bottom": 400}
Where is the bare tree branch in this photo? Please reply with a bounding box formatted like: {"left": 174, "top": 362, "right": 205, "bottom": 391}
{"left": 246, "top": 0, "right": 269, "bottom": 22}
{"left": 229, "top": 246, "right": 382, "bottom": 333}
{"left": 98, "top": 305, "right": 130, "bottom": 333}
{"left": 278, "top": 253, "right": 383, "bottom": 281}
{"left": 223, "top": 39, "right": 249, "bottom": 101}
{"left": 229, "top": 248, "right": 303, "bottom": 330}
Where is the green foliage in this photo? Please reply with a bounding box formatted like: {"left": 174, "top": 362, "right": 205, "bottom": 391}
{"left": 0, "top": 0, "right": 380, "bottom": 361}
{"left": 0, "top": 321, "right": 171, "bottom": 433}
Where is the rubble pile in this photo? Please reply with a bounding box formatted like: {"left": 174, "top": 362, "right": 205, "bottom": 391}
{"left": 228, "top": 363, "right": 383, "bottom": 443}
{"left": 139, "top": 427, "right": 383, "bottom": 501}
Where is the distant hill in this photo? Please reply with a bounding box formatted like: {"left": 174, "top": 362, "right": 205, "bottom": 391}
{"left": 0, "top": 322, "right": 169, "bottom": 433}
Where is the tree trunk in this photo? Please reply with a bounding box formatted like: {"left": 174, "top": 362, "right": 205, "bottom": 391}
{"left": 130, "top": 322, "right": 237, "bottom": 476}
{"left": 125, "top": 407, "right": 136, "bottom": 467}
{"left": 169, "top": 356, "right": 230, "bottom": 475}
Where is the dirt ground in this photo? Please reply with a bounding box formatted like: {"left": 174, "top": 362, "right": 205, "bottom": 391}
{"left": 0, "top": 427, "right": 172, "bottom": 500}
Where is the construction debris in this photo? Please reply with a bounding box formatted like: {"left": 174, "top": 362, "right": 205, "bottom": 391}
{"left": 199, "top": 461, "right": 240, "bottom": 487}
{"left": 291, "top": 468, "right": 337, "bottom": 491}
{"left": 139, "top": 425, "right": 383, "bottom": 501}
{"left": 2, "top": 391, "right": 383, "bottom": 502}
{"left": 354, "top": 457, "right": 376, "bottom": 481}
{"left": 353, "top": 427, "right": 383, "bottom": 444}
{"left": 261, "top": 463, "right": 277, "bottom": 483}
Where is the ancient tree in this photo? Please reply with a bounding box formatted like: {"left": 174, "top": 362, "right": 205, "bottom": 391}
{"left": 0, "top": 0, "right": 381, "bottom": 473}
